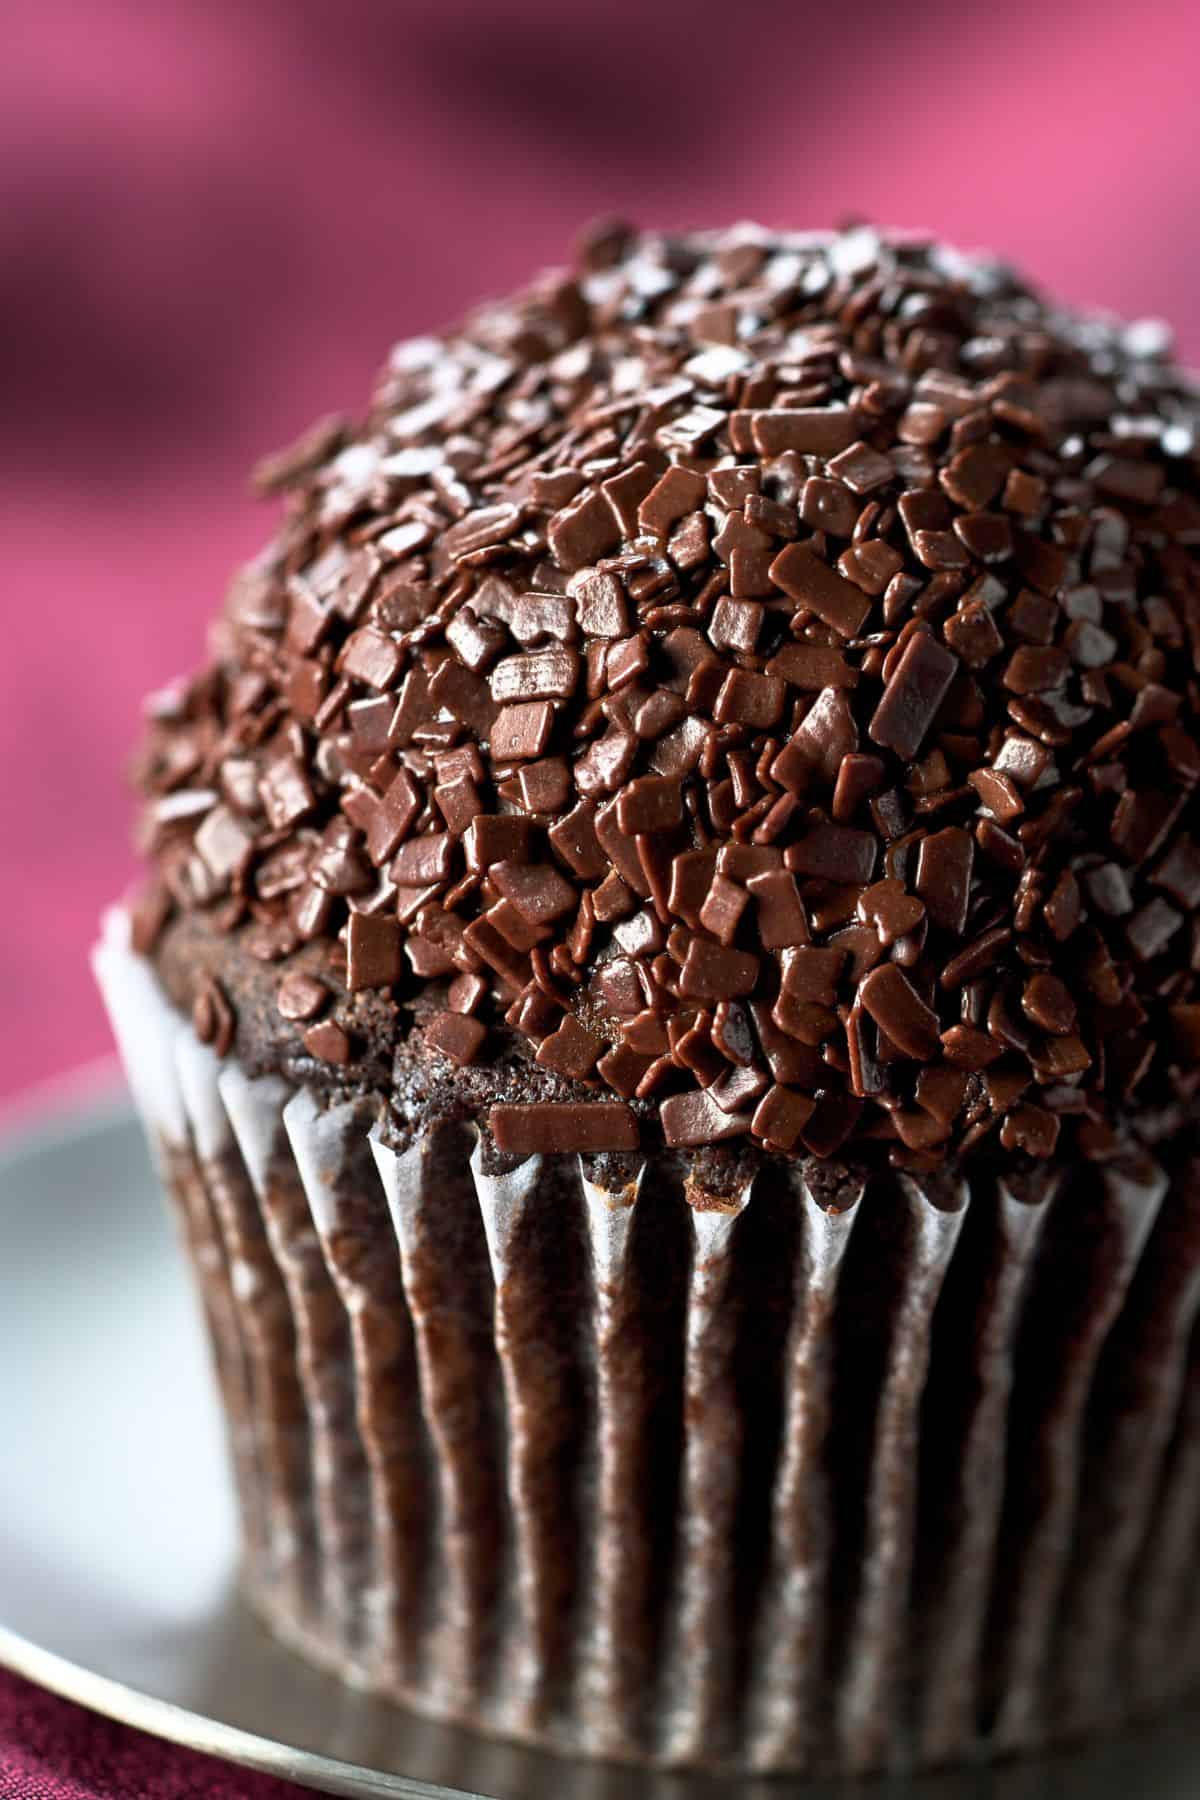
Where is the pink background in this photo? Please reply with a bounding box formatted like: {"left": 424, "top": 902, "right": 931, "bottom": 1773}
{"left": 4, "top": 0, "right": 1199, "bottom": 1100}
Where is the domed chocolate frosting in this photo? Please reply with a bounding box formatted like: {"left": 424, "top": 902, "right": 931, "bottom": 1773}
{"left": 134, "top": 223, "right": 1200, "bottom": 1170}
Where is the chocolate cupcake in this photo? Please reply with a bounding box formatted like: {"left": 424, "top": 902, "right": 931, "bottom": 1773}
{"left": 95, "top": 223, "right": 1200, "bottom": 1775}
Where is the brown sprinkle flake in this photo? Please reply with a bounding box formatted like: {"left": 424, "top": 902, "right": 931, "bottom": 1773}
{"left": 130, "top": 882, "right": 173, "bottom": 955}
{"left": 699, "top": 873, "right": 749, "bottom": 946}
{"left": 914, "top": 827, "right": 974, "bottom": 935}
{"left": 276, "top": 972, "right": 329, "bottom": 1022}
{"left": 1021, "top": 971, "right": 1077, "bottom": 1035}
{"left": 941, "top": 1024, "right": 1003, "bottom": 1070}
{"left": 869, "top": 633, "right": 959, "bottom": 761}
{"left": 858, "top": 878, "right": 924, "bottom": 946}
{"left": 661, "top": 1087, "right": 751, "bottom": 1147}
{"left": 1003, "top": 646, "right": 1070, "bottom": 695}
{"left": 489, "top": 1102, "right": 639, "bottom": 1154}
{"left": 858, "top": 963, "right": 940, "bottom": 1059}
{"left": 535, "top": 1014, "right": 603, "bottom": 1080}
{"left": 303, "top": 1019, "right": 351, "bottom": 1065}
{"left": 638, "top": 466, "right": 707, "bottom": 536}
{"left": 838, "top": 541, "right": 902, "bottom": 597}
{"left": 999, "top": 1103, "right": 1060, "bottom": 1158}
{"left": 827, "top": 439, "right": 894, "bottom": 495}
{"left": 192, "top": 977, "right": 235, "bottom": 1059}
{"left": 748, "top": 868, "right": 810, "bottom": 948}
{"left": 768, "top": 542, "right": 873, "bottom": 639}
{"left": 679, "top": 938, "right": 760, "bottom": 1000}
{"left": 968, "top": 767, "right": 1024, "bottom": 823}
{"left": 751, "top": 1085, "right": 816, "bottom": 1151}
{"left": 346, "top": 912, "right": 403, "bottom": 991}
{"left": 768, "top": 644, "right": 858, "bottom": 690}
{"left": 425, "top": 1011, "right": 487, "bottom": 1066}
{"left": 745, "top": 407, "right": 859, "bottom": 457}
{"left": 617, "top": 775, "right": 682, "bottom": 835}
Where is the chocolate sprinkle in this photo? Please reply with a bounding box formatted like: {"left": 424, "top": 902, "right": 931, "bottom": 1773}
{"left": 489, "top": 1102, "right": 639, "bottom": 1154}
{"left": 134, "top": 224, "right": 1200, "bottom": 1167}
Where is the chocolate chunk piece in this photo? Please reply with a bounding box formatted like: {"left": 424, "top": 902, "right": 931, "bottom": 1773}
{"left": 491, "top": 861, "right": 577, "bottom": 924}
{"left": 679, "top": 939, "right": 760, "bottom": 999}
{"left": 999, "top": 1103, "right": 1060, "bottom": 1158}
{"left": 940, "top": 442, "right": 1011, "bottom": 509}
{"left": 548, "top": 489, "right": 621, "bottom": 571}
{"left": 393, "top": 834, "right": 455, "bottom": 887}
{"left": 944, "top": 600, "right": 1004, "bottom": 668}
{"left": 638, "top": 466, "right": 707, "bottom": 535}
{"left": 858, "top": 879, "right": 924, "bottom": 946}
{"left": 1003, "top": 647, "right": 1070, "bottom": 694}
{"left": 915, "top": 828, "right": 974, "bottom": 935}
{"left": 699, "top": 874, "right": 749, "bottom": 946}
{"left": 346, "top": 913, "right": 403, "bottom": 991}
{"left": 425, "top": 1012, "right": 487, "bottom": 1066}
{"left": 709, "top": 1063, "right": 768, "bottom": 1115}
{"left": 713, "top": 669, "right": 786, "bottom": 728}
{"left": 535, "top": 1015, "right": 603, "bottom": 1080}
{"left": 491, "top": 650, "right": 580, "bottom": 703}
{"left": 780, "top": 945, "right": 845, "bottom": 1006}
{"left": 839, "top": 541, "right": 902, "bottom": 596}
{"left": 708, "top": 597, "right": 764, "bottom": 654}
{"left": 800, "top": 477, "right": 860, "bottom": 538}
{"left": 260, "top": 757, "right": 316, "bottom": 832}
{"left": 489, "top": 1102, "right": 639, "bottom": 1154}
{"left": 869, "top": 633, "right": 959, "bottom": 760}
{"left": 748, "top": 869, "right": 810, "bottom": 948}
{"left": 768, "top": 644, "right": 858, "bottom": 690}
{"left": 827, "top": 439, "right": 895, "bottom": 494}
{"left": 940, "top": 925, "right": 1012, "bottom": 988}
{"left": 968, "top": 768, "right": 1024, "bottom": 823}
{"left": 752, "top": 1085, "right": 816, "bottom": 1151}
{"left": 768, "top": 543, "right": 873, "bottom": 638}
{"left": 661, "top": 1087, "right": 751, "bottom": 1147}
{"left": 340, "top": 627, "right": 403, "bottom": 691}
{"left": 492, "top": 701, "right": 554, "bottom": 760}
{"left": 617, "top": 775, "right": 683, "bottom": 835}
{"left": 941, "top": 1024, "right": 1003, "bottom": 1069}
{"left": 743, "top": 407, "right": 859, "bottom": 456}
{"left": 194, "top": 805, "right": 255, "bottom": 884}
{"left": 548, "top": 802, "right": 607, "bottom": 879}
{"left": 303, "top": 1019, "right": 351, "bottom": 1065}
{"left": 858, "top": 963, "right": 940, "bottom": 1059}
{"left": 786, "top": 823, "right": 876, "bottom": 885}
{"left": 276, "top": 972, "right": 329, "bottom": 1022}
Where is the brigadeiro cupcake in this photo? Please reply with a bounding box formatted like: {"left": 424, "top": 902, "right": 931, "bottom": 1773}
{"left": 95, "top": 222, "right": 1200, "bottom": 1775}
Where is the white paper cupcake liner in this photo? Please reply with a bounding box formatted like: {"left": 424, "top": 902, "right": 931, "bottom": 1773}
{"left": 93, "top": 909, "right": 1200, "bottom": 1775}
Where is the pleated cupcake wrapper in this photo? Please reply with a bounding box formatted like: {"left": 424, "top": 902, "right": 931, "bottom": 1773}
{"left": 93, "top": 908, "right": 1200, "bottom": 1775}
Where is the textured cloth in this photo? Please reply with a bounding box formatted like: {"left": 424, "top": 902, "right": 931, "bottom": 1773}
{"left": 3, "top": 0, "right": 1200, "bottom": 1104}
{"left": 0, "top": 1672, "right": 310, "bottom": 1800}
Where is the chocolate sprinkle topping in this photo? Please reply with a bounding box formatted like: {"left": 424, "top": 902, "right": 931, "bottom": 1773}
{"left": 134, "top": 224, "right": 1200, "bottom": 1169}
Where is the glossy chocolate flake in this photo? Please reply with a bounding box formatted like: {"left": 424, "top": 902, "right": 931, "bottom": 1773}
{"left": 135, "top": 224, "right": 1200, "bottom": 1168}
{"left": 489, "top": 1101, "right": 639, "bottom": 1154}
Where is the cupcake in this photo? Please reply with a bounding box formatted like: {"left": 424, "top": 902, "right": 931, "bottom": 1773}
{"left": 95, "top": 222, "right": 1200, "bottom": 1776}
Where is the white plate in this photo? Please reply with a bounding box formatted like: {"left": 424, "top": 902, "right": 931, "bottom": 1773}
{"left": 1, "top": 1080, "right": 1198, "bottom": 1799}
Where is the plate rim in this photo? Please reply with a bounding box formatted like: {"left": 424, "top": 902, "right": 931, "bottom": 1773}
{"left": 0, "top": 1618, "right": 487, "bottom": 1800}
{"left": 0, "top": 1087, "right": 499, "bottom": 1800}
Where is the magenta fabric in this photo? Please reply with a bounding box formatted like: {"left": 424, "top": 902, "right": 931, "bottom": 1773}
{"left": 4, "top": 0, "right": 1200, "bottom": 1103}
{"left": 0, "top": 1671, "right": 307, "bottom": 1799}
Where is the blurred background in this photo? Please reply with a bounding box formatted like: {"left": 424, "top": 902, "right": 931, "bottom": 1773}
{"left": 3, "top": 0, "right": 1199, "bottom": 1100}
